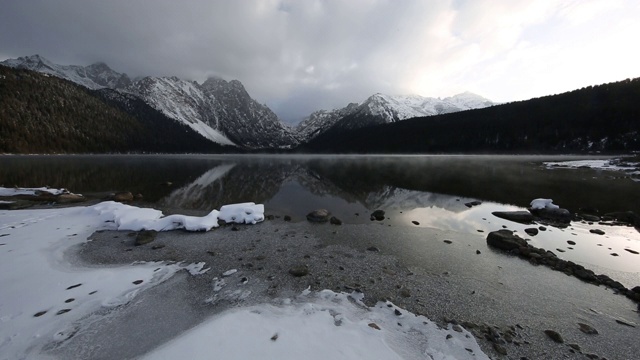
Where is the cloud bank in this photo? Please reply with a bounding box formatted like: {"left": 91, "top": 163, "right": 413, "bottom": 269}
{"left": 1, "top": 0, "right": 639, "bottom": 123}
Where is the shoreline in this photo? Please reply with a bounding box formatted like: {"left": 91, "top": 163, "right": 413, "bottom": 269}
{"left": 63, "top": 218, "right": 640, "bottom": 359}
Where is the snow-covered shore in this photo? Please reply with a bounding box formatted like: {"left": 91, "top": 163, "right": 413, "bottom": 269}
{"left": 0, "top": 201, "right": 487, "bottom": 360}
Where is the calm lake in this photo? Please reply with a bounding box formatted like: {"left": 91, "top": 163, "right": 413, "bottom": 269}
{"left": 1, "top": 154, "right": 639, "bottom": 278}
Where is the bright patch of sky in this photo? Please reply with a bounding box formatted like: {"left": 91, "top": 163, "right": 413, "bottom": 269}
{"left": 1, "top": 0, "right": 638, "bottom": 123}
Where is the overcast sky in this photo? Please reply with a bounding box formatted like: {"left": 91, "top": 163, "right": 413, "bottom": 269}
{"left": 1, "top": 0, "right": 639, "bottom": 124}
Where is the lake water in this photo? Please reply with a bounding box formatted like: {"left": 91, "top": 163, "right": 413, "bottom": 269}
{"left": 1, "top": 154, "right": 639, "bottom": 279}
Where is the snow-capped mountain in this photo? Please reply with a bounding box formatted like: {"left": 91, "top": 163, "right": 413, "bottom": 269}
{"left": 1, "top": 54, "right": 131, "bottom": 89}
{"left": 296, "top": 92, "right": 495, "bottom": 142}
{"left": 199, "top": 77, "right": 299, "bottom": 149}
{"left": 122, "top": 76, "right": 235, "bottom": 146}
{"left": 2, "top": 55, "right": 297, "bottom": 149}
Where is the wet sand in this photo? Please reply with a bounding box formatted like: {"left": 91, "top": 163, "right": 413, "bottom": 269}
{"left": 57, "top": 218, "right": 640, "bottom": 360}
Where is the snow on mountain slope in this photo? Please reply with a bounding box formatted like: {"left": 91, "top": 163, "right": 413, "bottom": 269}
{"left": 297, "top": 92, "right": 495, "bottom": 142}
{"left": 295, "top": 103, "right": 359, "bottom": 144}
{"left": 1, "top": 55, "right": 131, "bottom": 89}
{"left": 123, "top": 76, "right": 235, "bottom": 146}
{"left": 2, "top": 55, "right": 299, "bottom": 149}
{"left": 200, "top": 77, "right": 299, "bottom": 149}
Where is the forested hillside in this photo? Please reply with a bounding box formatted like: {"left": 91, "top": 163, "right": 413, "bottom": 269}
{"left": 0, "top": 66, "right": 233, "bottom": 153}
{"left": 301, "top": 78, "right": 640, "bottom": 153}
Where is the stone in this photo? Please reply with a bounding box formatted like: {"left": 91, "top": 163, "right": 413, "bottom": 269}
{"left": 443, "top": 240, "right": 453, "bottom": 244}
{"left": 590, "top": 229, "right": 605, "bottom": 235}
{"left": 603, "top": 211, "right": 640, "bottom": 227}
{"left": 330, "top": 216, "right": 342, "bottom": 225}
{"left": 486, "top": 230, "right": 527, "bottom": 251}
{"left": 283, "top": 215, "right": 292, "bottom": 221}
{"left": 399, "top": 288, "right": 411, "bottom": 298}
{"left": 370, "top": 210, "right": 385, "bottom": 221}
{"left": 56, "top": 193, "right": 85, "bottom": 203}
{"left": 578, "top": 323, "right": 598, "bottom": 335}
{"left": 411, "top": 220, "right": 420, "bottom": 225}
{"left": 113, "top": 192, "right": 134, "bottom": 202}
{"left": 465, "top": 201, "right": 482, "bottom": 208}
{"left": 631, "top": 286, "right": 640, "bottom": 294}
{"left": 529, "top": 207, "right": 572, "bottom": 223}
{"left": 491, "top": 211, "right": 535, "bottom": 224}
{"left": 288, "top": 265, "right": 309, "bottom": 277}
{"left": 135, "top": 230, "right": 157, "bottom": 246}
{"left": 544, "top": 329, "right": 564, "bottom": 343}
{"left": 615, "top": 319, "right": 636, "bottom": 327}
{"left": 307, "top": 209, "right": 330, "bottom": 223}
{"left": 624, "top": 249, "right": 639, "bottom": 255}
{"left": 366, "top": 246, "right": 380, "bottom": 252}
{"left": 567, "top": 240, "right": 576, "bottom": 245}
{"left": 524, "top": 228, "right": 539, "bottom": 236}
{"left": 493, "top": 343, "right": 507, "bottom": 355}
{"left": 368, "top": 323, "right": 381, "bottom": 330}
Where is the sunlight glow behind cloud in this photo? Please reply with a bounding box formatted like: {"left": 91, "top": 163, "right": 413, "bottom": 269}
{"left": 0, "top": 0, "right": 638, "bottom": 123}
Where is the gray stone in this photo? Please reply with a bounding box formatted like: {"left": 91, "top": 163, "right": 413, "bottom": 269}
{"left": 135, "top": 230, "right": 157, "bottom": 246}
{"left": 544, "top": 329, "right": 564, "bottom": 343}
{"left": 486, "top": 230, "right": 527, "bottom": 251}
{"left": 491, "top": 211, "right": 535, "bottom": 224}
{"left": 288, "top": 265, "right": 309, "bottom": 277}
{"left": 306, "top": 209, "right": 330, "bottom": 223}
{"left": 370, "top": 210, "right": 385, "bottom": 221}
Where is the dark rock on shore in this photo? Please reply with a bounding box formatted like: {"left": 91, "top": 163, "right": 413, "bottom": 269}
{"left": 330, "top": 216, "right": 342, "bottom": 225}
{"left": 56, "top": 193, "right": 86, "bottom": 203}
{"left": 529, "top": 207, "right": 572, "bottom": 223}
{"left": 590, "top": 229, "right": 605, "bottom": 235}
{"left": 370, "top": 210, "right": 385, "bottom": 221}
{"left": 288, "top": 264, "right": 309, "bottom": 277}
{"left": 135, "top": 230, "right": 157, "bottom": 246}
{"left": 307, "top": 209, "right": 330, "bottom": 223}
{"left": 486, "top": 230, "right": 640, "bottom": 306}
{"left": 578, "top": 323, "right": 598, "bottom": 335}
{"left": 486, "top": 230, "right": 527, "bottom": 251}
{"left": 544, "top": 329, "right": 564, "bottom": 343}
{"left": 603, "top": 211, "right": 640, "bottom": 228}
{"left": 491, "top": 211, "right": 535, "bottom": 224}
{"left": 524, "top": 228, "right": 539, "bottom": 236}
{"left": 112, "top": 192, "right": 134, "bottom": 203}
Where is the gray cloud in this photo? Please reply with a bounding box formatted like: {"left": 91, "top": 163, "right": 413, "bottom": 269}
{"left": 1, "top": 0, "right": 639, "bottom": 124}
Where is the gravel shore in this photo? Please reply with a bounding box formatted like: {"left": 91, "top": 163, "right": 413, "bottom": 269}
{"left": 59, "top": 218, "right": 640, "bottom": 360}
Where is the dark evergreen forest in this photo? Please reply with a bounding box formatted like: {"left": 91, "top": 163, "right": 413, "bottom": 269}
{"left": 0, "top": 66, "right": 234, "bottom": 154}
{"left": 301, "top": 78, "right": 640, "bottom": 153}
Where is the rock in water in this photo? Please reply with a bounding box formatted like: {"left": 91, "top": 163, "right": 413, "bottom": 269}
{"left": 491, "top": 211, "right": 535, "bottom": 224}
{"left": 486, "top": 230, "right": 527, "bottom": 251}
{"left": 135, "top": 230, "right": 157, "bottom": 246}
{"left": 524, "top": 228, "right": 539, "bottom": 236}
{"left": 370, "top": 210, "right": 385, "bottom": 221}
{"left": 306, "top": 209, "right": 330, "bottom": 223}
{"left": 330, "top": 216, "right": 342, "bottom": 225}
{"left": 529, "top": 207, "right": 572, "bottom": 223}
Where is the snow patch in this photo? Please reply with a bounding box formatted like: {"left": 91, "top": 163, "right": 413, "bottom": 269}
{"left": 530, "top": 198, "right": 559, "bottom": 210}
{"left": 141, "top": 290, "right": 489, "bottom": 360}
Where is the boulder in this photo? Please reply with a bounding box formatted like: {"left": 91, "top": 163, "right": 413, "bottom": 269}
{"left": 603, "top": 211, "right": 640, "bottom": 227}
{"left": 329, "top": 216, "right": 342, "bottom": 225}
{"left": 491, "top": 211, "right": 535, "bottom": 224}
{"left": 370, "top": 210, "right": 385, "bottom": 221}
{"left": 306, "top": 209, "right": 330, "bottom": 223}
{"left": 524, "top": 228, "right": 539, "bottom": 236}
{"left": 56, "top": 193, "right": 85, "bottom": 203}
{"left": 135, "top": 230, "right": 157, "bottom": 246}
{"left": 113, "top": 192, "right": 134, "bottom": 203}
{"left": 529, "top": 207, "right": 572, "bottom": 223}
{"left": 486, "top": 230, "right": 527, "bottom": 251}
